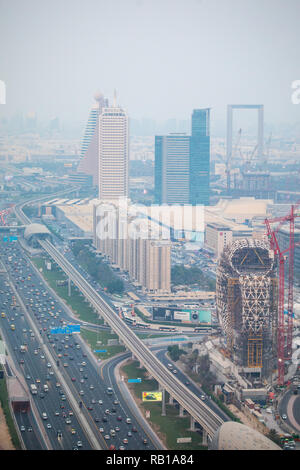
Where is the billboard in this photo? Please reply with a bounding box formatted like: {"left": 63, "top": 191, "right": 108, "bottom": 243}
{"left": 173, "top": 310, "right": 191, "bottom": 322}
{"left": 153, "top": 306, "right": 211, "bottom": 324}
{"left": 50, "top": 324, "right": 80, "bottom": 335}
{"left": 142, "top": 392, "right": 162, "bottom": 402}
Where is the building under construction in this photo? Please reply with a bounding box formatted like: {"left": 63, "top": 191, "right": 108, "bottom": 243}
{"left": 216, "top": 239, "right": 277, "bottom": 381}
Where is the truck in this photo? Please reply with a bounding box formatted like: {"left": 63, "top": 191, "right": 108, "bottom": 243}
{"left": 30, "top": 384, "right": 38, "bottom": 395}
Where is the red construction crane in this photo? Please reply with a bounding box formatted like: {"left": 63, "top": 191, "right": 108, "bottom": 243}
{"left": 0, "top": 206, "right": 15, "bottom": 226}
{"left": 265, "top": 203, "right": 300, "bottom": 385}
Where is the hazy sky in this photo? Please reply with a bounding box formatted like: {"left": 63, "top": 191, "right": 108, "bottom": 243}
{"left": 1, "top": 0, "right": 300, "bottom": 128}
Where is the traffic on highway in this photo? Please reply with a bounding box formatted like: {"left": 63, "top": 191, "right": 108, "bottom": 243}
{"left": 0, "top": 239, "right": 156, "bottom": 450}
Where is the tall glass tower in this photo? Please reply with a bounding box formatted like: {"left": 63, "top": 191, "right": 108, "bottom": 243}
{"left": 154, "top": 134, "right": 190, "bottom": 204}
{"left": 190, "top": 108, "right": 211, "bottom": 206}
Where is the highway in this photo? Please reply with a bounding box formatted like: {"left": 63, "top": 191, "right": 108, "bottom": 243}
{"left": 0, "top": 239, "right": 158, "bottom": 450}
{"left": 15, "top": 198, "right": 225, "bottom": 437}
{"left": 39, "top": 238, "right": 224, "bottom": 437}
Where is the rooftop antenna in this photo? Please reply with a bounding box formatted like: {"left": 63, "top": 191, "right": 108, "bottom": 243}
{"left": 113, "top": 89, "right": 117, "bottom": 107}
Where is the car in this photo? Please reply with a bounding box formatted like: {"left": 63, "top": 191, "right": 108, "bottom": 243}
{"left": 172, "top": 369, "right": 177, "bottom": 374}
{"left": 119, "top": 446, "right": 125, "bottom": 450}
{"left": 123, "top": 438, "right": 128, "bottom": 444}
{"left": 200, "top": 395, "right": 206, "bottom": 401}
{"left": 132, "top": 426, "right": 137, "bottom": 433}
{"left": 66, "top": 418, "right": 71, "bottom": 424}
{"left": 185, "top": 381, "right": 190, "bottom": 386}
{"left": 87, "top": 406, "right": 93, "bottom": 411}
{"left": 71, "top": 377, "right": 76, "bottom": 382}
{"left": 113, "top": 400, "right": 119, "bottom": 405}
{"left": 143, "top": 438, "right": 148, "bottom": 444}
{"left": 89, "top": 385, "right": 94, "bottom": 390}
{"left": 71, "top": 428, "right": 76, "bottom": 435}
{"left": 94, "top": 417, "right": 100, "bottom": 423}
{"left": 127, "top": 431, "right": 132, "bottom": 437}
{"left": 98, "top": 400, "right": 103, "bottom": 405}
{"left": 79, "top": 390, "right": 84, "bottom": 396}
{"left": 28, "top": 427, "right": 33, "bottom": 432}
{"left": 20, "top": 425, "right": 26, "bottom": 432}
{"left": 47, "top": 423, "right": 52, "bottom": 429}
{"left": 54, "top": 411, "right": 60, "bottom": 416}
{"left": 69, "top": 411, "right": 73, "bottom": 416}
{"left": 77, "top": 441, "right": 82, "bottom": 447}
{"left": 105, "top": 409, "right": 110, "bottom": 415}
{"left": 104, "top": 434, "right": 110, "bottom": 440}
{"left": 117, "top": 416, "right": 122, "bottom": 421}
{"left": 126, "top": 418, "right": 131, "bottom": 424}
{"left": 99, "top": 427, "right": 104, "bottom": 433}
{"left": 102, "top": 417, "right": 108, "bottom": 423}
{"left": 282, "top": 414, "right": 287, "bottom": 420}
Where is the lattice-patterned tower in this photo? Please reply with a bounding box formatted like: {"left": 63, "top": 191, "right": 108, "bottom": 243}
{"left": 216, "top": 239, "right": 277, "bottom": 380}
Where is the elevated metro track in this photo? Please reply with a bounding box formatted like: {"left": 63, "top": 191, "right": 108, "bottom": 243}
{"left": 15, "top": 198, "right": 224, "bottom": 437}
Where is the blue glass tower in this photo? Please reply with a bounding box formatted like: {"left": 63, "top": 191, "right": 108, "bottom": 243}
{"left": 189, "top": 108, "right": 210, "bottom": 206}
{"left": 154, "top": 134, "right": 190, "bottom": 205}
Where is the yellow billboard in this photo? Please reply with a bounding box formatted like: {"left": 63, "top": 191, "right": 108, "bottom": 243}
{"left": 142, "top": 392, "right": 162, "bottom": 402}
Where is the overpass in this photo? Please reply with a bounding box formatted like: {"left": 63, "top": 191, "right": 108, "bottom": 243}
{"left": 15, "top": 199, "right": 225, "bottom": 438}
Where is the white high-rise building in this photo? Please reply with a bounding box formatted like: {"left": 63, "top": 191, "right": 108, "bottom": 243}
{"left": 98, "top": 105, "right": 129, "bottom": 200}
{"left": 77, "top": 93, "right": 109, "bottom": 186}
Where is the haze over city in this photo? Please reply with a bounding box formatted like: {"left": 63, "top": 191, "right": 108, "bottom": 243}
{"left": 1, "top": 0, "right": 300, "bottom": 132}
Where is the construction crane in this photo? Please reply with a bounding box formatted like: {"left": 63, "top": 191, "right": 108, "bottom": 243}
{"left": 0, "top": 206, "right": 15, "bottom": 226}
{"left": 263, "top": 132, "right": 272, "bottom": 168}
{"left": 226, "top": 128, "right": 242, "bottom": 194}
{"left": 240, "top": 144, "right": 258, "bottom": 171}
{"left": 265, "top": 202, "right": 300, "bottom": 385}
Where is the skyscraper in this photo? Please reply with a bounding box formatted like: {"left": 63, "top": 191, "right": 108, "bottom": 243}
{"left": 190, "top": 108, "right": 211, "bottom": 206}
{"left": 77, "top": 93, "right": 109, "bottom": 186}
{"left": 155, "top": 134, "right": 190, "bottom": 204}
{"left": 216, "top": 238, "right": 277, "bottom": 380}
{"left": 154, "top": 109, "right": 211, "bottom": 206}
{"left": 98, "top": 104, "right": 129, "bottom": 200}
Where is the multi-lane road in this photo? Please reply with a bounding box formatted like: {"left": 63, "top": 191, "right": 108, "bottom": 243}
{"left": 0, "top": 239, "right": 158, "bottom": 450}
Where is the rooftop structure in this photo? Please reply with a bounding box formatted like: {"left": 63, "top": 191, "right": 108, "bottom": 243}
{"left": 210, "top": 422, "right": 280, "bottom": 450}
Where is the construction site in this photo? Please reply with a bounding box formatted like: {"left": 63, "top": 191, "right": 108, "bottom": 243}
{"left": 216, "top": 238, "right": 278, "bottom": 382}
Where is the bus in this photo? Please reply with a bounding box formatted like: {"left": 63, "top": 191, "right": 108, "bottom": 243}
{"left": 135, "top": 323, "right": 150, "bottom": 329}
{"left": 194, "top": 327, "right": 211, "bottom": 333}
{"left": 159, "top": 326, "right": 177, "bottom": 332}
{"left": 124, "top": 317, "right": 137, "bottom": 326}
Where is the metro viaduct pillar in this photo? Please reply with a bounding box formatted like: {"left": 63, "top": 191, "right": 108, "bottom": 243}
{"left": 179, "top": 404, "right": 185, "bottom": 417}
{"left": 202, "top": 429, "right": 208, "bottom": 446}
{"left": 189, "top": 416, "right": 196, "bottom": 431}
{"left": 68, "top": 277, "right": 71, "bottom": 296}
